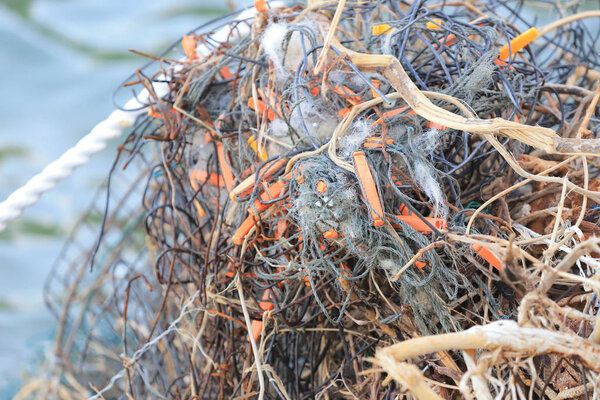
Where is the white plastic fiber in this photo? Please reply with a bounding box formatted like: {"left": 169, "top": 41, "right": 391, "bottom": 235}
{"left": 414, "top": 160, "right": 448, "bottom": 220}
{"left": 340, "top": 119, "right": 371, "bottom": 157}
{"left": 261, "top": 22, "right": 315, "bottom": 79}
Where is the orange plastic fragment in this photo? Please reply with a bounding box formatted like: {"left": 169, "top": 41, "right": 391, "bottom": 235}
{"left": 399, "top": 203, "right": 412, "bottom": 216}
{"left": 254, "top": 0, "right": 267, "bottom": 13}
{"left": 371, "top": 106, "right": 446, "bottom": 130}
{"left": 415, "top": 255, "right": 428, "bottom": 269}
{"left": 372, "top": 23, "right": 392, "bottom": 36}
{"left": 334, "top": 85, "right": 362, "bottom": 105}
{"left": 181, "top": 35, "right": 198, "bottom": 60}
{"left": 438, "top": 33, "right": 457, "bottom": 48}
{"left": 338, "top": 107, "right": 351, "bottom": 118}
{"left": 316, "top": 180, "right": 328, "bottom": 193}
{"left": 323, "top": 228, "right": 339, "bottom": 239}
{"left": 494, "top": 58, "right": 509, "bottom": 67}
{"left": 190, "top": 169, "right": 225, "bottom": 187}
{"left": 363, "top": 136, "right": 394, "bottom": 148}
{"left": 189, "top": 175, "right": 206, "bottom": 217}
{"left": 434, "top": 18, "right": 486, "bottom": 50}
{"left": 250, "top": 320, "right": 263, "bottom": 341}
{"left": 229, "top": 158, "right": 286, "bottom": 201}
{"left": 258, "top": 290, "right": 274, "bottom": 311}
{"left": 216, "top": 142, "right": 235, "bottom": 193}
{"left": 248, "top": 97, "right": 275, "bottom": 120}
{"left": 257, "top": 87, "right": 285, "bottom": 118}
{"left": 472, "top": 244, "right": 505, "bottom": 270}
{"left": 353, "top": 151, "right": 385, "bottom": 227}
{"left": 219, "top": 66, "right": 234, "bottom": 80}
{"left": 390, "top": 215, "right": 447, "bottom": 233}
{"left": 370, "top": 79, "right": 380, "bottom": 98}
{"left": 392, "top": 175, "right": 404, "bottom": 186}
{"left": 148, "top": 106, "right": 178, "bottom": 120}
{"left": 371, "top": 106, "right": 411, "bottom": 126}
{"left": 499, "top": 27, "right": 539, "bottom": 60}
{"left": 232, "top": 214, "right": 258, "bottom": 246}
{"left": 276, "top": 219, "right": 287, "bottom": 237}
{"left": 426, "top": 122, "right": 447, "bottom": 130}
{"left": 249, "top": 180, "right": 287, "bottom": 215}
{"left": 148, "top": 108, "right": 162, "bottom": 119}
{"left": 340, "top": 263, "right": 352, "bottom": 277}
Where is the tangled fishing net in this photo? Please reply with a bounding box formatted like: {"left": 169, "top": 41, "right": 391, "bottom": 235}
{"left": 16, "top": 0, "right": 600, "bottom": 399}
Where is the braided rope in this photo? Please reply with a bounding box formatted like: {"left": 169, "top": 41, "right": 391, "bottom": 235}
{"left": 0, "top": 95, "right": 153, "bottom": 231}
{"left": 0, "top": 2, "right": 277, "bottom": 232}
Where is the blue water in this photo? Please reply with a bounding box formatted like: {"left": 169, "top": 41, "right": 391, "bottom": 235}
{"left": 0, "top": 0, "right": 228, "bottom": 395}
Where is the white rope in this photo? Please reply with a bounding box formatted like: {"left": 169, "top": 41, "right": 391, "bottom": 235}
{"left": 0, "top": 2, "right": 278, "bottom": 232}
{"left": 0, "top": 93, "right": 160, "bottom": 231}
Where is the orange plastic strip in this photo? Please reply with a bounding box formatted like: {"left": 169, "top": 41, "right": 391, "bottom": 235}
{"left": 391, "top": 175, "right": 404, "bottom": 186}
{"left": 371, "top": 106, "right": 446, "bottom": 130}
{"left": 229, "top": 158, "right": 286, "bottom": 201}
{"left": 276, "top": 219, "right": 287, "bottom": 237}
{"left": 390, "top": 215, "right": 447, "bottom": 233}
{"left": 426, "top": 122, "right": 447, "bottom": 130}
{"left": 316, "top": 180, "right": 328, "bottom": 193}
{"left": 250, "top": 320, "right": 263, "bottom": 341}
{"left": 254, "top": 0, "right": 267, "bottom": 13}
{"left": 434, "top": 18, "right": 486, "bottom": 50}
{"left": 371, "top": 106, "right": 412, "bottom": 126}
{"left": 219, "top": 66, "right": 234, "bottom": 80}
{"left": 249, "top": 290, "right": 274, "bottom": 341}
{"left": 258, "top": 290, "right": 274, "bottom": 311}
{"left": 499, "top": 27, "right": 539, "bottom": 60}
{"left": 248, "top": 97, "right": 275, "bottom": 120}
{"left": 370, "top": 79, "right": 380, "bottom": 98}
{"left": 472, "top": 244, "right": 505, "bottom": 270}
{"left": 249, "top": 180, "right": 287, "bottom": 215}
{"left": 399, "top": 203, "right": 412, "bottom": 216}
{"left": 224, "top": 262, "right": 235, "bottom": 278}
{"left": 363, "top": 136, "right": 394, "bottom": 148}
{"left": 190, "top": 169, "right": 225, "bottom": 187}
{"left": 189, "top": 175, "right": 206, "bottom": 217}
{"left": 415, "top": 253, "right": 428, "bottom": 269}
{"left": 216, "top": 142, "right": 235, "bottom": 193}
{"left": 338, "top": 107, "right": 351, "bottom": 118}
{"left": 181, "top": 35, "right": 198, "bottom": 60}
{"left": 257, "top": 87, "right": 285, "bottom": 118}
{"left": 353, "top": 151, "right": 385, "bottom": 227}
{"left": 334, "top": 85, "right": 362, "bottom": 105}
{"left": 148, "top": 107, "right": 178, "bottom": 120}
{"left": 232, "top": 214, "right": 257, "bottom": 246}
{"left": 323, "top": 228, "right": 339, "bottom": 239}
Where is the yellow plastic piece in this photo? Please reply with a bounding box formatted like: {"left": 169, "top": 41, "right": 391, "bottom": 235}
{"left": 426, "top": 19, "right": 443, "bottom": 29}
{"left": 248, "top": 136, "right": 268, "bottom": 161}
{"left": 372, "top": 24, "right": 392, "bottom": 36}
